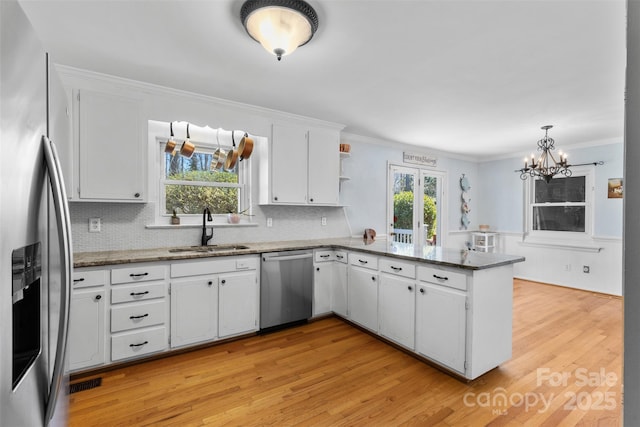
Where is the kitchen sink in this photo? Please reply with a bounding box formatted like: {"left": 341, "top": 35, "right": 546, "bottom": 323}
{"left": 168, "top": 245, "right": 250, "bottom": 253}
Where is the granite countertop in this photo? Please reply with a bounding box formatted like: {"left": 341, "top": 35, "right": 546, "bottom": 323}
{"left": 74, "top": 238, "right": 525, "bottom": 270}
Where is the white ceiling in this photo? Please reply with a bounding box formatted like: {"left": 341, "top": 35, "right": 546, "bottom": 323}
{"left": 20, "top": 0, "right": 626, "bottom": 160}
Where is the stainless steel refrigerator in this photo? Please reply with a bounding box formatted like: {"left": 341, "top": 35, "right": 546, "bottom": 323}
{"left": 1, "top": 0, "right": 73, "bottom": 425}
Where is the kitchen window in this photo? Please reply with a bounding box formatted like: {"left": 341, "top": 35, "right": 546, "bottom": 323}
{"left": 158, "top": 141, "right": 251, "bottom": 225}
{"left": 524, "top": 166, "right": 594, "bottom": 242}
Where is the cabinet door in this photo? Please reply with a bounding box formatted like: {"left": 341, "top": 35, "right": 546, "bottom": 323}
{"left": 308, "top": 128, "right": 339, "bottom": 205}
{"left": 219, "top": 271, "right": 258, "bottom": 338}
{"left": 170, "top": 277, "right": 218, "bottom": 347}
{"left": 78, "top": 90, "right": 145, "bottom": 201}
{"left": 416, "top": 283, "right": 466, "bottom": 373}
{"left": 347, "top": 266, "right": 378, "bottom": 332}
{"left": 331, "top": 262, "right": 348, "bottom": 317}
{"left": 379, "top": 274, "right": 415, "bottom": 350}
{"left": 68, "top": 289, "right": 105, "bottom": 371}
{"left": 313, "top": 264, "right": 332, "bottom": 316}
{"left": 270, "top": 124, "right": 308, "bottom": 204}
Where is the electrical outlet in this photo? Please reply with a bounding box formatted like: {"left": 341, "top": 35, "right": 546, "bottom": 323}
{"left": 583, "top": 265, "right": 590, "bottom": 274}
{"left": 564, "top": 264, "right": 571, "bottom": 272}
{"left": 89, "top": 217, "right": 101, "bottom": 233}
{"left": 267, "top": 218, "right": 273, "bottom": 227}
{"left": 321, "top": 217, "right": 327, "bottom": 226}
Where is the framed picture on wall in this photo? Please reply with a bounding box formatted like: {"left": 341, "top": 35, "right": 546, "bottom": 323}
{"left": 608, "top": 178, "right": 623, "bottom": 198}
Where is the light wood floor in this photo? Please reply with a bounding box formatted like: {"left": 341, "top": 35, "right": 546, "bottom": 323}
{"left": 68, "top": 279, "right": 622, "bottom": 426}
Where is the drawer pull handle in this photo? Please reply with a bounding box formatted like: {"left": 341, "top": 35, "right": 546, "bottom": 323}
{"left": 73, "top": 278, "right": 85, "bottom": 283}
{"left": 391, "top": 266, "right": 402, "bottom": 271}
{"left": 359, "top": 259, "right": 368, "bottom": 264}
{"left": 130, "top": 291, "right": 149, "bottom": 296}
{"left": 129, "top": 313, "right": 149, "bottom": 320}
{"left": 433, "top": 274, "right": 449, "bottom": 281}
{"left": 129, "top": 341, "right": 148, "bottom": 348}
{"left": 336, "top": 255, "right": 344, "bottom": 259}
{"left": 320, "top": 254, "right": 330, "bottom": 258}
{"left": 95, "top": 295, "right": 102, "bottom": 301}
{"left": 130, "top": 272, "right": 149, "bottom": 278}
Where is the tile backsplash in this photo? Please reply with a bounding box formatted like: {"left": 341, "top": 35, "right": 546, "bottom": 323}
{"left": 70, "top": 202, "right": 352, "bottom": 253}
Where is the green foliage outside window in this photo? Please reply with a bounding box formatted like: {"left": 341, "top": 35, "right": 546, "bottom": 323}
{"left": 164, "top": 151, "right": 240, "bottom": 214}
{"left": 393, "top": 191, "right": 437, "bottom": 239}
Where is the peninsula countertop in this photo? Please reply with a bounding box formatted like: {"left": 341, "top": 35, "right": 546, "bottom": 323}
{"left": 74, "top": 238, "right": 525, "bottom": 270}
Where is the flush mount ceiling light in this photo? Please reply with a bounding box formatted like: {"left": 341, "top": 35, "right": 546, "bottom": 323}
{"left": 517, "top": 125, "right": 603, "bottom": 183}
{"left": 240, "top": 0, "right": 319, "bottom": 61}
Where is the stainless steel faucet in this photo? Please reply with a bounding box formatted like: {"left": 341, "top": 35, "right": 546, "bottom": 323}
{"left": 201, "top": 207, "right": 213, "bottom": 246}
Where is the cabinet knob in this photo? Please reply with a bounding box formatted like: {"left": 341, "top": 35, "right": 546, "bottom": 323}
{"left": 408, "top": 286, "right": 413, "bottom": 291}
{"left": 95, "top": 294, "right": 102, "bottom": 301}
{"left": 419, "top": 288, "right": 425, "bottom": 294}
{"left": 310, "top": 198, "right": 314, "bottom": 202}
{"left": 208, "top": 281, "right": 213, "bottom": 286}
{"left": 134, "top": 192, "right": 140, "bottom": 198}
{"left": 371, "top": 276, "right": 376, "bottom": 281}
{"left": 316, "top": 267, "right": 320, "bottom": 271}
{"left": 221, "top": 279, "right": 226, "bottom": 284}
{"left": 274, "top": 196, "right": 278, "bottom": 201}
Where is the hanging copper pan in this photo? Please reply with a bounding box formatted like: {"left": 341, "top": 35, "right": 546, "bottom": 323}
{"left": 225, "top": 130, "right": 239, "bottom": 170}
{"left": 238, "top": 133, "right": 254, "bottom": 160}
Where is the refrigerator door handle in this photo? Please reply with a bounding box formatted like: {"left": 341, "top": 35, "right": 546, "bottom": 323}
{"left": 42, "top": 136, "right": 73, "bottom": 423}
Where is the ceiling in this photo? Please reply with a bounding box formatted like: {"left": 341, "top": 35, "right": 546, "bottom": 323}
{"left": 20, "top": 0, "right": 626, "bottom": 160}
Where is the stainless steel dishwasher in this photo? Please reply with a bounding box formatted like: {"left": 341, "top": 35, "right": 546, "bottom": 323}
{"left": 260, "top": 250, "right": 313, "bottom": 331}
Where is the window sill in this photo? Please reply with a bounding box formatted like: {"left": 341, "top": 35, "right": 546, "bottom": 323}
{"left": 518, "top": 237, "right": 602, "bottom": 253}
{"left": 146, "top": 222, "right": 259, "bottom": 230}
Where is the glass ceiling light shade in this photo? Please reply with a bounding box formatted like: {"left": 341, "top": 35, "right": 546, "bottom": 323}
{"left": 241, "top": 0, "right": 319, "bottom": 61}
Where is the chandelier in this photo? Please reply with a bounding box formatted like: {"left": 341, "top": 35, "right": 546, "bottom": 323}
{"left": 240, "top": 0, "right": 319, "bottom": 61}
{"left": 519, "top": 125, "right": 571, "bottom": 183}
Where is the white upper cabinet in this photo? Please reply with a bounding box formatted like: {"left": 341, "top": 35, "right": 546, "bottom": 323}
{"left": 259, "top": 123, "right": 341, "bottom": 206}
{"left": 75, "top": 89, "right": 146, "bottom": 202}
{"left": 307, "top": 128, "right": 340, "bottom": 205}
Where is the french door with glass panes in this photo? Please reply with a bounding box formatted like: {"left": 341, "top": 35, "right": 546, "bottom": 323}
{"left": 388, "top": 164, "right": 444, "bottom": 247}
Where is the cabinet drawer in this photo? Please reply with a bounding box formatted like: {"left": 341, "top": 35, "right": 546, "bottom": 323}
{"left": 349, "top": 252, "right": 378, "bottom": 270}
{"left": 111, "top": 300, "right": 166, "bottom": 332}
{"left": 111, "top": 282, "right": 165, "bottom": 304}
{"left": 417, "top": 266, "right": 467, "bottom": 291}
{"left": 334, "top": 251, "right": 347, "bottom": 264}
{"left": 111, "top": 326, "right": 167, "bottom": 361}
{"left": 111, "top": 264, "right": 166, "bottom": 284}
{"left": 380, "top": 258, "right": 416, "bottom": 279}
{"left": 73, "top": 269, "right": 108, "bottom": 289}
{"left": 315, "top": 250, "right": 335, "bottom": 263}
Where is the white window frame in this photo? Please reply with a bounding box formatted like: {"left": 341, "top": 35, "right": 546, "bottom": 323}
{"left": 523, "top": 165, "right": 594, "bottom": 244}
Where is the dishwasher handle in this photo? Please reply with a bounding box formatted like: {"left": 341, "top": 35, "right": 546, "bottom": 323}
{"left": 262, "top": 253, "right": 313, "bottom": 262}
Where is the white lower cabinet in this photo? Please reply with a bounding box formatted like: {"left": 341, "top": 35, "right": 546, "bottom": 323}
{"left": 218, "top": 271, "right": 259, "bottom": 338}
{"left": 170, "top": 276, "right": 218, "bottom": 348}
{"left": 170, "top": 255, "right": 260, "bottom": 348}
{"left": 378, "top": 274, "right": 416, "bottom": 350}
{"left": 331, "top": 261, "right": 348, "bottom": 317}
{"left": 313, "top": 249, "right": 348, "bottom": 317}
{"left": 347, "top": 266, "right": 379, "bottom": 332}
{"left": 68, "top": 287, "right": 106, "bottom": 371}
{"left": 415, "top": 282, "right": 467, "bottom": 374}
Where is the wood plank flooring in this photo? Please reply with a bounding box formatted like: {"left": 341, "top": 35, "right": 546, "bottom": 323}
{"left": 68, "top": 279, "right": 622, "bottom": 426}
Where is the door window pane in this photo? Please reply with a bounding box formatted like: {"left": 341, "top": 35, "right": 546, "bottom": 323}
{"left": 393, "top": 172, "right": 415, "bottom": 243}
{"left": 423, "top": 176, "right": 438, "bottom": 245}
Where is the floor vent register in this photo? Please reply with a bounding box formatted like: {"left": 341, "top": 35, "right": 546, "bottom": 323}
{"left": 69, "top": 377, "right": 102, "bottom": 394}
